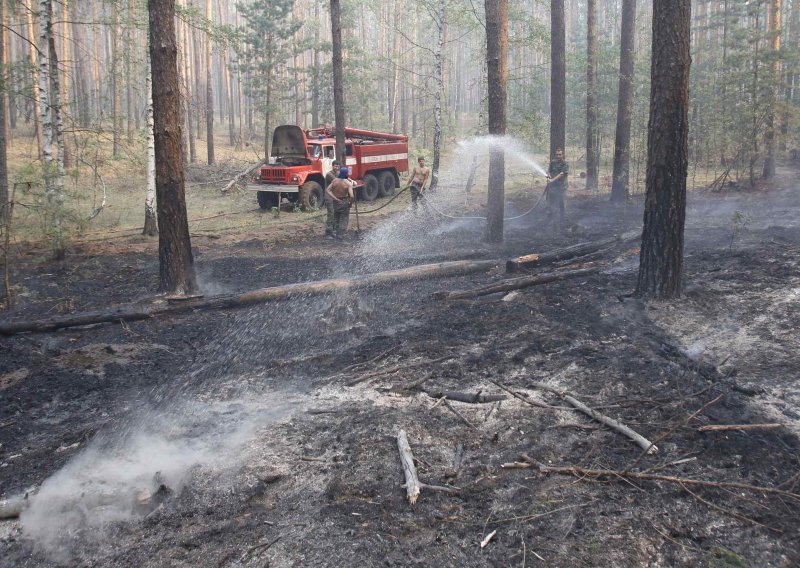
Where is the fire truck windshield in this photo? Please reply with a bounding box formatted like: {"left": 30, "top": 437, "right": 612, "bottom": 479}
{"left": 307, "top": 144, "right": 322, "bottom": 158}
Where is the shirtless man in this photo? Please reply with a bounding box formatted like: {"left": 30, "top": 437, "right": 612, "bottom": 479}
{"left": 324, "top": 160, "right": 341, "bottom": 238}
{"left": 406, "top": 156, "right": 431, "bottom": 212}
{"left": 324, "top": 166, "right": 355, "bottom": 240}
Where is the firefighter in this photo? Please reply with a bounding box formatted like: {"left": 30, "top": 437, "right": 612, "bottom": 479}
{"left": 405, "top": 156, "right": 431, "bottom": 213}
{"left": 545, "top": 148, "right": 569, "bottom": 231}
{"left": 325, "top": 166, "right": 355, "bottom": 240}
{"left": 324, "top": 160, "right": 341, "bottom": 238}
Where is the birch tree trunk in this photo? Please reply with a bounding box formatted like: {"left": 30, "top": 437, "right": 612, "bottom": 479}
{"left": 37, "top": 0, "right": 63, "bottom": 259}
{"left": 143, "top": 49, "right": 157, "bottom": 236}
{"left": 47, "top": 14, "right": 66, "bottom": 228}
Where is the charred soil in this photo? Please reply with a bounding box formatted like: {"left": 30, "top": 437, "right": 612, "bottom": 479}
{"left": 1, "top": 172, "right": 799, "bottom": 567}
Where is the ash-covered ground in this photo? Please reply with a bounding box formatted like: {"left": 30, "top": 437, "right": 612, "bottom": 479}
{"left": 1, "top": 169, "right": 799, "bottom": 567}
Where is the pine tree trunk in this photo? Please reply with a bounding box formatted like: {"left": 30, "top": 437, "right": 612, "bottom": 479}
{"left": 180, "top": 7, "right": 196, "bottom": 163}
{"left": 24, "top": 0, "right": 43, "bottom": 158}
{"left": 610, "top": 0, "right": 636, "bottom": 202}
{"left": 585, "top": 0, "right": 599, "bottom": 192}
{"left": 311, "top": 1, "right": 320, "bottom": 128}
{"left": 430, "top": 1, "right": 445, "bottom": 192}
{"left": 330, "top": 0, "right": 346, "bottom": 162}
{"left": 148, "top": 0, "right": 197, "bottom": 295}
{"left": 0, "top": 0, "right": 8, "bottom": 225}
{"left": 762, "top": 0, "right": 781, "bottom": 179}
{"left": 143, "top": 49, "right": 157, "bottom": 236}
{"left": 636, "top": 0, "right": 691, "bottom": 299}
{"left": 59, "top": 0, "right": 71, "bottom": 168}
{"left": 111, "top": 2, "right": 120, "bottom": 158}
{"left": 484, "top": 0, "right": 508, "bottom": 244}
{"left": 205, "top": 0, "right": 215, "bottom": 164}
{"left": 550, "top": 0, "right": 566, "bottom": 157}
{"left": 126, "top": 0, "right": 135, "bottom": 146}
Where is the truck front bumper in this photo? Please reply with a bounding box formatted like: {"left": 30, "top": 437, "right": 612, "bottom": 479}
{"left": 246, "top": 184, "right": 299, "bottom": 193}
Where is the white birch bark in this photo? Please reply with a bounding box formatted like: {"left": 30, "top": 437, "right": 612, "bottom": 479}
{"left": 37, "top": 0, "right": 63, "bottom": 258}
{"left": 143, "top": 50, "right": 157, "bottom": 235}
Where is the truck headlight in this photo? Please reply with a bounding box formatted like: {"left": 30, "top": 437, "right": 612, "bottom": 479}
{"left": 291, "top": 175, "right": 299, "bottom": 183}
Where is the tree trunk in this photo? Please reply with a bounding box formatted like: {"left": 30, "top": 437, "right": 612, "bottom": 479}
{"left": 143, "top": 49, "right": 157, "bottom": 237}
{"left": 585, "top": 0, "right": 599, "bottom": 192}
{"left": 550, "top": 0, "right": 566, "bottom": 157}
{"left": 484, "top": 0, "right": 508, "bottom": 244}
{"left": 311, "top": 0, "right": 320, "bottom": 128}
{"left": 762, "top": 0, "right": 781, "bottom": 179}
{"left": 24, "top": 0, "right": 43, "bottom": 158}
{"left": 180, "top": 6, "right": 196, "bottom": 163}
{"left": 0, "top": 259, "right": 499, "bottom": 336}
{"left": 0, "top": 0, "right": 7, "bottom": 225}
{"left": 635, "top": 0, "right": 691, "bottom": 299}
{"left": 111, "top": 2, "right": 121, "bottom": 158}
{"left": 430, "top": 1, "right": 445, "bottom": 192}
{"left": 148, "top": 0, "right": 198, "bottom": 295}
{"left": 58, "top": 0, "right": 71, "bottom": 168}
{"left": 205, "top": 0, "right": 215, "bottom": 165}
{"left": 610, "top": 0, "right": 636, "bottom": 202}
{"left": 330, "top": 0, "right": 346, "bottom": 162}
{"left": 38, "top": 0, "right": 63, "bottom": 259}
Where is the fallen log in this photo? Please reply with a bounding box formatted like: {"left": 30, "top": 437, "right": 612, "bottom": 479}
{"left": 698, "top": 423, "right": 782, "bottom": 433}
{"left": 221, "top": 160, "right": 266, "bottom": 193}
{"left": 445, "top": 266, "right": 600, "bottom": 301}
{"left": 0, "top": 488, "right": 36, "bottom": 520}
{"left": 397, "top": 430, "right": 422, "bottom": 505}
{"left": 518, "top": 455, "right": 800, "bottom": 502}
{"left": 423, "top": 389, "right": 507, "bottom": 404}
{"left": 443, "top": 399, "right": 477, "bottom": 428}
{"left": 530, "top": 382, "right": 658, "bottom": 454}
{"left": 0, "top": 259, "right": 499, "bottom": 336}
{"left": 505, "top": 230, "right": 640, "bottom": 272}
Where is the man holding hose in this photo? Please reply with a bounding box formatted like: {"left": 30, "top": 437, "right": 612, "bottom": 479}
{"left": 325, "top": 166, "right": 355, "bottom": 240}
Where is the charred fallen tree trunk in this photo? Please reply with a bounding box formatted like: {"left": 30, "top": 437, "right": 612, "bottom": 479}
{"left": 444, "top": 266, "right": 600, "bottom": 300}
{"left": 505, "top": 230, "right": 639, "bottom": 272}
{"left": 0, "top": 259, "right": 499, "bottom": 336}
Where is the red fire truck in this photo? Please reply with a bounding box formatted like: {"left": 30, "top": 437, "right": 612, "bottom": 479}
{"left": 248, "top": 125, "right": 410, "bottom": 210}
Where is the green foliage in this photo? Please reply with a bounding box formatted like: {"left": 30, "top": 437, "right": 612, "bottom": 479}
{"left": 707, "top": 547, "right": 750, "bottom": 568}
{"left": 238, "top": 0, "right": 302, "bottom": 114}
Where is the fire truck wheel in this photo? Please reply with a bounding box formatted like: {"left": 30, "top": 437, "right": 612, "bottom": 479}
{"left": 378, "top": 171, "right": 396, "bottom": 197}
{"left": 300, "top": 181, "right": 324, "bottom": 211}
{"left": 361, "top": 174, "right": 380, "bottom": 202}
{"left": 257, "top": 191, "right": 280, "bottom": 210}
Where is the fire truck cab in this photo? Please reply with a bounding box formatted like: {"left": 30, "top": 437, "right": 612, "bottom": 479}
{"left": 248, "top": 125, "right": 409, "bottom": 211}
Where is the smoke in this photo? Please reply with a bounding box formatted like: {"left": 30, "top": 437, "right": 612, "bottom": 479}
{"left": 21, "top": 395, "right": 298, "bottom": 558}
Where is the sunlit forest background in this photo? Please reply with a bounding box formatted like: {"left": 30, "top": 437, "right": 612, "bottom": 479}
{"left": 0, "top": 0, "right": 796, "bottom": 241}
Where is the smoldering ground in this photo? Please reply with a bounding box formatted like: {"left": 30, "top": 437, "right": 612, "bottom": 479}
{"left": 2, "top": 155, "right": 800, "bottom": 567}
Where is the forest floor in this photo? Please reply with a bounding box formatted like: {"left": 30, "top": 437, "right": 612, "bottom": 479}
{"left": 1, "top": 166, "right": 799, "bottom": 567}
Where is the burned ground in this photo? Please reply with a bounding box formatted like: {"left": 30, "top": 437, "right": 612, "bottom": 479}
{"left": 1, "top": 173, "right": 799, "bottom": 567}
